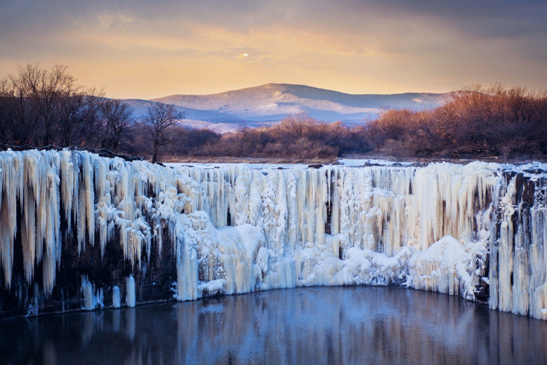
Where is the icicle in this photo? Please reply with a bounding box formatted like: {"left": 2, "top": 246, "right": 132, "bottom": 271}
{"left": 3, "top": 149, "right": 547, "bottom": 321}
{"left": 60, "top": 151, "right": 76, "bottom": 234}
{"left": 81, "top": 276, "right": 95, "bottom": 310}
{"left": 0, "top": 152, "right": 23, "bottom": 289}
{"left": 22, "top": 153, "right": 38, "bottom": 283}
{"left": 176, "top": 231, "right": 198, "bottom": 301}
{"left": 126, "top": 274, "right": 136, "bottom": 307}
{"left": 83, "top": 153, "right": 95, "bottom": 247}
{"left": 112, "top": 285, "right": 121, "bottom": 308}
{"left": 42, "top": 166, "right": 61, "bottom": 294}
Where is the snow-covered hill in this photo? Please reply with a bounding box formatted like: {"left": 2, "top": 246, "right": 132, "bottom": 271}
{"left": 152, "top": 83, "right": 447, "bottom": 125}
{"left": 122, "top": 99, "right": 255, "bottom": 133}
{"left": 122, "top": 99, "right": 240, "bottom": 122}
{"left": 117, "top": 84, "right": 447, "bottom": 133}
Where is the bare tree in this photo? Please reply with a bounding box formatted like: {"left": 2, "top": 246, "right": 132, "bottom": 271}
{"left": 277, "top": 112, "right": 319, "bottom": 137}
{"left": 0, "top": 63, "right": 102, "bottom": 147}
{"left": 0, "top": 73, "right": 39, "bottom": 144}
{"left": 98, "top": 99, "right": 134, "bottom": 151}
{"left": 57, "top": 91, "right": 104, "bottom": 147}
{"left": 141, "top": 103, "right": 184, "bottom": 163}
{"left": 17, "top": 63, "right": 82, "bottom": 145}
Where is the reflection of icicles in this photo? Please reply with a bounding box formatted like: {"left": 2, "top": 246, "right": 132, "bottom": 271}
{"left": 125, "top": 307, "right": 136, "bottom": 341}
{"left": 112, "top": 310, "right": 121, "bottom": 331}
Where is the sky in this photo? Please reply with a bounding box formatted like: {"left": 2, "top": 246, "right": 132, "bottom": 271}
{"left": 1, "top": 0, "right": 547, "bottom": 99}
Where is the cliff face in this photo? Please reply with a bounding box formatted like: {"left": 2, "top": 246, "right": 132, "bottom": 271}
{"left": 0, "top": 150, "right": 546, "bottom": 320}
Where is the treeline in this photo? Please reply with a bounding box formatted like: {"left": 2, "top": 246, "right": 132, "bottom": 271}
{"left": 2, "top": 63, "right": 547, "bottom": 162}
{"left": 168, "top": 114, "right": 369, "bottom": 160}
{"left": 167, "top": 84, "right": 547, "bottom": 160}
{"left": 0, "top": 63, "right": 134, "bottom": 152}
{"left": 0, "top": 63, "right": 188, "bottom": 162}
{"left": 366, "top": 85, "right": 547, "bottom": 158}
{"left": 0, "top": 63, "right": 369, "bottom": 162}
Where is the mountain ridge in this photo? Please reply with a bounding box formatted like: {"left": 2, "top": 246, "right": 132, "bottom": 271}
{"left": 122, "top": 83, "right": 448, "bottom": 133}
{"left": 151, "top": 83, "right": 447, "bottom": 124}
{"left": 154, "top": 82, "right": 446, "bottom": 101}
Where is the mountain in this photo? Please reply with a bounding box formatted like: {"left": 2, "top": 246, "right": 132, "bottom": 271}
{"left": 152, "top": 83, "right": 448, "bottom": 125}
{"left": 122, "top": 99, "right": 239, "bottom": 122}
{"left": 120, "top": 84, "right": 448, "bottom": 133}
{"left": 121, "top": 98, "right": 254, "bottom": 134}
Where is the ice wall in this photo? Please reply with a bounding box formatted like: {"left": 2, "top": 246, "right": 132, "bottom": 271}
{"left": 0, "top": 149, "right": 546, "bottom": 320}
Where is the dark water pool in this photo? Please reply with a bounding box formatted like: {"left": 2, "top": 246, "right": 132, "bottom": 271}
{"left": 1, "top": 286, "right": 547, "bottom": 365}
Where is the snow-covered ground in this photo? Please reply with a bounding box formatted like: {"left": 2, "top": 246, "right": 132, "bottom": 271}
{"left": 166, "top": 157, "right": 411, "bottom": 170}
{"left": 338, "top": 158, "right": 414, "bottom": 167}
{"left": 1, "top": 150, "right": 547, "bottom": 319}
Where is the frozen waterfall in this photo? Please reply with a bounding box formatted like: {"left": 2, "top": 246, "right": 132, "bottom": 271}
{"left": 0, "top": 149, "right": 546, "bottom": 320}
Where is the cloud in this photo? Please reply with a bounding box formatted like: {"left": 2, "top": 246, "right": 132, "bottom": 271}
{"left": 0, "top": 0, "right": 546, "bottom": 98}
{"left": 73, "top": 12, "right": 134, "bottom": 31}
{"left": 2, "top": 0, "right": 546, "bottom": 55}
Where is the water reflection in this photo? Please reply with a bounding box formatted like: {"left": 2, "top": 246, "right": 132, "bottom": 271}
{"left": 1, "top": 287, "right": 547, "bottom": 365}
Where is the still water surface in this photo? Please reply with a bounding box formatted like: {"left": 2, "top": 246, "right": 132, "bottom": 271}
{"left": 1, "top": 286, "right": 547, "bottom": 365}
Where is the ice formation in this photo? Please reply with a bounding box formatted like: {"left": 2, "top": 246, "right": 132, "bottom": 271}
{"left": 112, "top": 285, "right": 121, "bottom": 308}
{"left": 0, "top": 149, "right": 546, "bottom": 320}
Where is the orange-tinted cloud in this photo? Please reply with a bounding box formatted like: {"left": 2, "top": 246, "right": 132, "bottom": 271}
{"left": 1, "top": 0, "right": 546, "bottom": 98}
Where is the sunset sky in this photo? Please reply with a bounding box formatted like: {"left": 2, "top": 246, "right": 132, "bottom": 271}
{"left": 1, "top": 0, "right": 546, "bottom": 99}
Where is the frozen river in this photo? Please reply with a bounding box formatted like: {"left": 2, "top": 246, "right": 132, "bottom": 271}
{"left": 2, "top": 286, "right": 547, "bottom": 365}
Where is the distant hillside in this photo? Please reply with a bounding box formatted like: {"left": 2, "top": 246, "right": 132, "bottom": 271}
{"left": 119, "top": 84, "right": 448, "bottom": 133}
{"left": 152, "top": 83, "right": 448, "bottom": 125}
{"left": 122, "top": 99, "right": 240, "bottom": 122}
